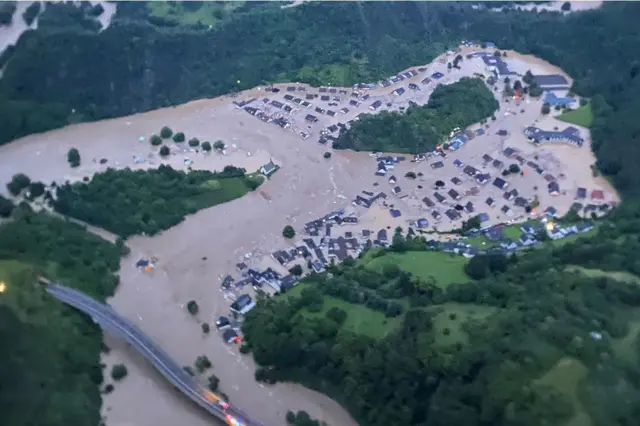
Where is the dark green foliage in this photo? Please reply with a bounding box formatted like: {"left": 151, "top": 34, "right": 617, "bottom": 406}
{"left": 88, "top": 3, "right": 104, "bottom": 18}
{"left": 67, "top": 147, "right": 80, "bottom": 167}
{"left": 323, "top": 151, "right": 331, "bottom": 159}
{"left": 462, "top": 215, "right": 482, "bottom": 232}
{"left": 36, "top": 1, "right": 101, "bottom": 32}
{"left": 541, "top": 103, "right": 551, "bottom": 115}
{"left": 6, "top": 173, "right": 30, "bottom": 196}
{"left": 405, "top": 171, "right": 416, "bottom": 179}
{"left": 172, "top": 131, "right": 185, "bottom": 142}
{"left": 28, "top": 181, "right": 46, "bottom": 198}
{"left": 22, "top": 1, "right": 41, "bottom": 26}
{"left": 561, "top": 2, "right": 571, "bottom": 11}
{"left": 188, "top": 138, "right": 200, "bottom": 147}
{"left": 103, "top": 383, "right": 114, "bottom": 394}
{"left": 325, "top": 307, "right": 347, "bottom": 325}
{"left": 150, "top": 135, "right": 162, "bottom": 146}
{"left": 283, "top": 225, "right": 295, "bottom": 239}
{"left": 207, "top": 374, "right": 219, "bottom": 392}
{"left": 201, "top": 141, "right": 212, "bottom": 152}
{"left": 110, "top": 364, "right": 128, "bottom": 381}
{"left": 159, "top": 145, "right": 170, "bottom": 156}
{"left": 52, "top": 165, "right": 258, "bottom": 237}
{"left": 201, "top": 322, "right": 210, "bottom": 334}
{"left": 0, "top": 2, "right": 16, "bottom": 25}
{"left": 195, "top": 355, "right": 212, "bottom": 373}
{"left": 160, "top": 126, "right": 173, "bottom": 139}
{"left": 0, "top": 212, "right": 121, "bottom": 426}
{"left": 335, "top": 78, "right": 498, "bottom": 153}
{"left": 187, "top": 300, "right": 199, "bottom": 315}
{"left": 286, "top": 411, "right": 327, "bottom": 426}
{"left": 0, "top": 195, "right": 14, "bottom": 217}
{"left": 289, "top": 264, "right": 303, "bottom": 276}
{"left": 509, "top": 163, "right": 521, "bottom": 174}
{"left": 213, "top": 140, "right": 225, "bottom": 151}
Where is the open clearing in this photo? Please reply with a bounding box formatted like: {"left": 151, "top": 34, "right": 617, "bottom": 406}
{"left": 558, "top": 104, "right": 594, "bottom": 128}
{"left": 285, "top": 284, "right": 401, "bottom": 339}
{"left": 147, "top": 1, "right": 245, "bottom": 27}
{"left": 536, "top": 357, "right": 592, "bottom": 426}
{"left": 364, "top": 251, "right": 469, "bottom": 288}
{"left": 566, "top": 265, "right": 640, "bottom": 285}
{"left": 430, "top": 302, "right": 497, "bottom": 347}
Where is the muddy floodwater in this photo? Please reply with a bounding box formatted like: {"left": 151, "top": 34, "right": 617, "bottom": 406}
{"left": 0, "top": 45, "right": 618, "bottom": 426}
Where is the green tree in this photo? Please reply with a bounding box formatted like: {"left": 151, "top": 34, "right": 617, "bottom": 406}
{"left": 201, "top": 322, "right": 210, "bottom": 334}
{"left": 195, "top": 355, "right": 212, "bottom": 373}
{"left": 111, "top": 364, "right": 128, "bottom": 381}
{"left": 159, "top": 145, "right": 170, "bottom": 156}
{"left": 22, "top": 1, "right": 41, "bottom": 26}
{"left": 213, "top": 140, "right": 225, "bottom": 151}
{"left": 67, "top": 148, "right": 81, "bottom": 167}
{"left": 323, "top": 151, "right": 331, "bottom": 159}
{"left": 283, "top": 225, "right": 295, "bottom": 239}
{"left": 188, "top": 138, "right": 200, "bottom": 147}
{"left": 0, "top": 195, "right": 14, "bottom": 217}
{"left": 160, "top": 126, "right": 173, "bottom": 139}
{"left": 561, "top": 2, "right": 571, "bottom": 11}
{"left": 289, "top": 264, "right": 303, "bottom": 276}
{"left": 7, "top": 173, "right": 31, "bottom": 196}
{"left": 509, "top": 163, "right": 521, "bottom": 174}
{"left": 541, "top": 103, "right": 551, "bottom": 115}
{"left": 187, "top": 300, "right": 199, "bottom": 315}
{"left": 28, "top": 181, "right": 46, "bottom": 198}
{"left": 207, "top": 374, "right": 220, "bottom": 392}
{"left": 173, "top": 132, "right": 185, "bottom": 142}
{"left": 201, "top": 141, "right": 212, "bottom": 152}
{"left": 405, "top": 171, "right": 416, "bottom": 179}
{"left": 150, "top": 135, "right": 162, "bottom": 146}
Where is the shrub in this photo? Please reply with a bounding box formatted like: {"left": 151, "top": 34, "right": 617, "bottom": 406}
{"left": 405, "top": 171, "right": 416, "bottom": 179}
{"left": 286, "top": 411, "right": 296, "bottom": 424}
{"left": 289, "top": 264, "right": 303, "bottom": 276}
{"left": 103, "top": 383, "right": 115, "bottom": 394}
{"left": 188, "top": 138, "right": 200, "bottom": 147}
{"left": 207, "top": 374, "right": 220, "bottom": 392}
{"left": 150, "top": 135, "right": 162, "bottom": 146}
{"left": 201, "top": 322, "right": 210, "bottom": 334}
{"left": 323, "top": 151, "right": 331, "bottom": 159}
{"left": 22, "top": 1, "right": 41, "bottom": 26}
{"left": 326, "top": 307, "right": 347, "bottom": 325}
{"left": 160, "top": 126, "right": 173, "bottom": 139}
{"left": 159, "top": 145, "right": 170, "bottom": 157}
{"left": 7, "top": 173, "right": 31, "bottom": 196}
{"left": 187, "top": 300, "right": 199, "bottom": 315}
{"left": 213, "top": 140, "right": 225, "bottom": 151}
{"left": 111, "top": 364, "right": 128, "bottom": 381}
{"left": 67, "top": 148, "right": 81, "bottom": 167}
{"left": 173, "top": 132, "right": 185, "bottom": 142}
{"left": 282, "top": 225, "right": 295, "bottom": 239}
{"left": 195, "top": 355, "right": 212, "bottom": 373}
{"left": 509, "top": 163, "right": 521, "bottom": 174}
{"left": 201, "top": 141, "right": 212, "bottom": 152}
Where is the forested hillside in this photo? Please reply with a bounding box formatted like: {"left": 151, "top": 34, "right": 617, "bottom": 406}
{"left": 1, "top": 2, "right": 639, "bottom": 194}
{"left": 333, "top": 78, "right": 498, "bottom": 153}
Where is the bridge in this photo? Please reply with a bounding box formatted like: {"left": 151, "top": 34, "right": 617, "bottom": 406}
{"left": 45, "top": 280, "right": 265, "bottom": 426}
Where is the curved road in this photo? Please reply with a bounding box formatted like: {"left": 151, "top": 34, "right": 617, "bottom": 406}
{"left": 44, "top": 281, "right": 265, "bottom": 426}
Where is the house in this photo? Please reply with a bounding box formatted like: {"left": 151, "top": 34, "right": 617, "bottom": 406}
{"left": 311, "top": 261, "right": 324, "bottom": 273}
{"left": 548, "top": 181, "right": 560, "bottom": 196}
{"left": 423, "top": 197, "right": 435, "bottom": 207}
{"left": 576, "top": 221, "right": 595, "bottom": 233}
{"left": 514, "top": 197, "right": 528, "bottom": 208}
{"left": 453, "top": 159, "right": 464, "bottom": 168}
{"left": 377, "top": 229, "right": 388, "bottom": 243}
{"left": 532, "top": 74, "right": 570, "bottom": 91}
{"left": 431, "top": 211, "right": 442, "bottom": 221}
{"left": 408, "top": 83, "right": 419, "bottom": 90}
{"left": 451, "top": 177, "right": 462, "bottom": 185}
{"left": 393, "top": 87, "right": 406, "bottom": 96}
{"left": 524, "top": 126, "right": 584, "bottom": 147}
{"left": 486, "top": 197, "right": 495, "bottom": 207}
{"left": 464, "top": 202, "right": 475, "bottom": 213}
{"left": 369, "top": 100, "right": 383, "bottom": 110}
{"left": 544, "top": 92, "right": 576, "bottom": 107}
{"left": 284, "top": 94, "right": 294, "bottom": 101}
{"left": 501, "top": 205, "right": 514, "bottom": 217}
{"left": 503, "top": 147, "right": 517, "bottom": 157}
{"left": 485, "top": 226, "right": 504, "bottom": 241}
{"left": 305, "top": 114, "right": 318, "bottom": 123}
{"left": 591, "top": 190, "right": 605, "bottom": 201}
{"left": 576, "top": 187, "right": 587, "bottom": 199}
{"left": 431, "top": 72, "right": 444, "bottom": 79}
{"left": 504, "top": 189, "right": 517, "bottom": 201}
{"left": 280, "top": 274, "right": 298, "bottom": 292}
{"left": 463, "top": 165, "right": 478, "bottom": 177}
{"left": 482, "top": 154, "right": 493, "bottom": 163}
{"left": 390, "top": 209, "right": 402, "bottom": 218}
{"left": 270, "top": 100, "right": 284, "bottom": 109}
{"left": 421, "top": 77, "right": 432, "bottom": 85}
{"left": 260, "top": 160, "right": 278, "bottom": 176}
{"left": 476, "top": 173, "right": 491, "bottom": 185}
{"left": 431, "top": 161, "right": 444, "bottom": 169}
{"left": 434, "top": 192, "right": 446, "bottom": 203}
{"left": 500, "top": 240, "right": 519, "bottom": 251}
{"left": 327, "top": 110, "right": 336, "bottom": 117}
{"left": 230, "top": 294, "right": 256, "bottom": 315}
{"left": 545, "top": 206, "right": 558, "bottom": 217}
{"left": 492, "top": 159, "right": 504, "bottom": 169}
{"left": 388, "top": 175, "right": 397, "bottom": 184}
{"left": 493, "top": 177, "right": 508, "bottom": 190}
{"left": 416, "top": 218, "right": 429, "bottom": 228}
{"left": 448, "top": 189, "right": 461, "bottom": 200}
{"left": 392, "top": 186, "right": 402, "bottom": 195}
{"left": 222, "top": 329, "right": 241, "bottom": 344}
{"left": 478, "top": 213, "right": 490, "bottom": 222}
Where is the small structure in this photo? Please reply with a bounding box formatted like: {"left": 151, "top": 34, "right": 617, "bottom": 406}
{"left": 260, "top": 160, "right": 278, "bottom": 177}
{"left": 532, "top": 74, "right": 570, "bottom": 91}
{"left": 230, "top": 294, "right": 256, "bottom": 315}
{"left": 222, "top": 329, "right": 241, "bottom": 344}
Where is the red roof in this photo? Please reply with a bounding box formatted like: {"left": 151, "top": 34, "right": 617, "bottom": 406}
{"left": 591, "top": 190, "right": 605, "bottom": 200}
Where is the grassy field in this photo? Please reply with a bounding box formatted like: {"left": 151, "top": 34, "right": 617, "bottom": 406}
{"left": 363, "top": 250, "right": 469, "bottom": 288}
{"left": 558, "top": 104, "right": 594, "bottom": 127}
{"left": 536, "top": 357, "right": 592, "bottom": 426}
{"left": 566, "top": 265, "right": 640, "bottom": 285}
{"left": 430, "top": 302, "right": 497, "bottom": 347}
{"left": 147, "top": 1, "right": 246, "bottom": 27}
{"left": 284, "top": 284, "right": 401, "bottom": 339}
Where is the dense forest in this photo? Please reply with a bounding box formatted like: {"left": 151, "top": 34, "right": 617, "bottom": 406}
{"left": 0, "top": 209, "right": 122, "bottom": 426}
{"left": 244, "top": 207, "right": 640, "bottom": 426}
{"left": 333, "top": 78, "right": 498, "bottom": 153}
{"left": 53, "top": 165, "right": 262, "bottom": 237}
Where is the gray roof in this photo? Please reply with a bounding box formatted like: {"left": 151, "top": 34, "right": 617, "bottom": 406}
{"left": 533, "top": 74, "right": 569, "bottom": 87}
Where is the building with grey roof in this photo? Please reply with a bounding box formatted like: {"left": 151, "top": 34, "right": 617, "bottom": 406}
{"left": 532, "top": 74, "right": 570, "bottom": 90}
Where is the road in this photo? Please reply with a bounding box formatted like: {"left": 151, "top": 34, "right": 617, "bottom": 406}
{"left": 45, "top": 281, "right": 266, "bottom": 426}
